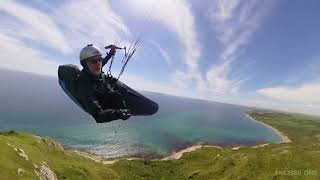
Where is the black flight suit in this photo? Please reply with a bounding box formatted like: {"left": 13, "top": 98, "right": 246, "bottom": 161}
{"left": 77, "top": 54, "right": 130, "bottom": 123}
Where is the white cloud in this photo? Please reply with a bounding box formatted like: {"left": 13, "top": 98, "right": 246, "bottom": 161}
{"left": 122, "top": 0, "right": 209, "bottom": 99}
{"left": 206, "top": 0, "right": 274, "bottom": 94}
{"left": 149, "top": 41, "right": 171, "bottom": 64}
{"left": 258, "top": 83, "right": 320, "bottom": 106}
{"left": 247, "top": 97, "right": 320, "bottom": 116}
{"left": 53, "top": 0, "right": 130, "bottom": 52}
{"left": 123, "top": 0, "right": 200, "bottom": 72}
{"left": 206, "top": 61, "right": 232, "bottom": 92}
{"left": 0, "top": 0, "right": 131, "bottom": 74}
{"left": 0, "top": 33, "right": 59, "bottom": 76}
{"left": 0, "top": 0, "right": 72, "bottom": 54}
{"left": 120, "top": 0, "right": 261, "bottom": 98}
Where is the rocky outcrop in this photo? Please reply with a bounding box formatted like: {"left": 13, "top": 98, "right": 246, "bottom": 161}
{"left": 7, "top": 142, "right": 57, "bottom": 180}
{"left": 32, "top": 135, "right": 64, "bottom": 151}
{"left": 17, "top": 168, "right": 25, "bottom": 176}
{"left": 7, "top": 143, "right": 29, "bottom": 161}
{"left": 34, "top": 161, "right": 57, "bottom": 180}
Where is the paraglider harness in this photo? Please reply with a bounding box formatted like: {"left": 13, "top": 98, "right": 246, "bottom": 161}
{"left": 102, "top": 40, "right": 139, "bottom": 112}
{"left": 102, "top": 40, "right": 139, "bottom": 136}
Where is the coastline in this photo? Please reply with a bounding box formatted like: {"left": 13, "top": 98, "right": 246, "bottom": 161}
{"left": 244, "top": 113, "right": 291, "bottom": 143}
{"left": 161, "top": 144, "right": 222, "bottom": 160}
{"left": 2, "top": 112, "right": 318, "bottom": 179}
{"left": 74, "top": 150, "right": 139, "bottom": 165}
{"left": 74, "top": 144, "right": 223, "bottom": 164}
{"left": 75, "top": 112, "right": 291, "bottom": 164}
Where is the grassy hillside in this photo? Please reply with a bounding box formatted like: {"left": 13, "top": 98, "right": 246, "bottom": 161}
{"left": 0, "top": 130, "right": 120, "bottom": 180}
{"left": 1, "top": 112, "right": 320, "bottom": 179}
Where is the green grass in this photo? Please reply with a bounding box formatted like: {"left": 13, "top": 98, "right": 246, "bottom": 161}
{"left": 0, "top": 131, "right": 119, "bottom": 180}
{"left": 1, "top": 111, "right": 320, "bottom": 179}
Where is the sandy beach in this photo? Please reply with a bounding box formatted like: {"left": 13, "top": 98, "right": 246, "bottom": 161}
{"left": 245, "top": 113, "right": 291, "bottom": 143}
{"left": 74, "top": 150, "right": 117, "bottom": 164}
{"left": 74, "top": 150, "right": 140, "bottom": 165}
{"left": 75, "top": 144, "right": 223, "bottom": 164}
{"left": 161, "top": 144, "right": 222, "bottom": 160}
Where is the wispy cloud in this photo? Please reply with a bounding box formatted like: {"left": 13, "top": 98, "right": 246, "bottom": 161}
{"left": 252, "top": 56, "right": 320, "bottom": 116}
{"left": 206, "top": 0, "right": 274, "bottom": 94}
{"left": 258, "top": 82, "right": 320, "bottom": 106}
{"left": 0, "top": 33, "right": 59, "bottom": 76}
{"left": 149, "top": 41, "right": 171, "bottom": 64}
{"left": 0, "top": 0, "right": 131, "bottom": 74}
{"left": 53, "top": 0, "right": 130, "bottom": 52}
{"left": 122, "top": 0, "right": 208, "bottom": 97}
{"left": 124, "top": 0, "right": 201, "bottom": 72}
{"left": 0, "top": 0, "right": 72, "bottom": 54}
{"left": 0, "top": 0, "right": 203, "bottom": 95}
{"left": 253, "top": 83, "right": 320, "bottom": 116}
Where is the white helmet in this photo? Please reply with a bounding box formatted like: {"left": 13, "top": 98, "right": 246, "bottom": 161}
{"left": 79, "top": 44, "right": 102, "bottom": 62}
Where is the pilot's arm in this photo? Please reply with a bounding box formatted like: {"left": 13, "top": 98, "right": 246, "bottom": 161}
{"left": 102, "top": 48, "right": 116, "bottom": 67}
{"left": 79, "top": 88, "right": 130, "bottom": 123}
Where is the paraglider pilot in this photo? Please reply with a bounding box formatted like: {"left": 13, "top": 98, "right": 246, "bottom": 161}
{"left": 77, "top": 44, "right": 131, "bottom": 123}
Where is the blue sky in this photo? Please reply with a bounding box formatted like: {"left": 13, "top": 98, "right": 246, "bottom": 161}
{"left": 1, "top": 0, "right": 320, "bottom": 116}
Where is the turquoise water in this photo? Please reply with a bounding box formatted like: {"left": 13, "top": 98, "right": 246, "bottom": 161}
{"left": 0, "top": 70, "right": 282, "bottom": 158}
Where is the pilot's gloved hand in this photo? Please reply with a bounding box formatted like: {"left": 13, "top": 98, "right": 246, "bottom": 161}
{"left": 110, "top": 76, "right": 118, "bottom": 84}
{"left": 106, "top": 75, "right": 118, "bottom": 84}
{"left": 118, "top": 109, "right": 131, "bottom": 120}
{"left": 108, "top": 47, "right": 116, "bottom": 56}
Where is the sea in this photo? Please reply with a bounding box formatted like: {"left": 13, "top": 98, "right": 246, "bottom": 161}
{"left": 0, "top": 69, "right": 282, "bottom": 159}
